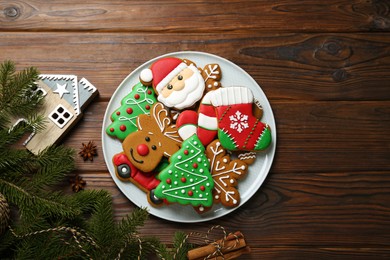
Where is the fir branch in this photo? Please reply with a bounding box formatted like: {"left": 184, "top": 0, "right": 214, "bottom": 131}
{"left": 0, "top": 115, "right": 46, "bottom": 147}
{"left": 0, "top": 179, "right": 80, "bottom": 220}
{"left": 0, "top": 60, "right": 15, "bottom": 93}
{"left": 87, "top": 191, "right": 117, "bottom": 252}
{"left": 0, "top": 60, "right": 42, "bottom": 119}
{"left": 30, "top": 145, "right": 75, "bottom": 190}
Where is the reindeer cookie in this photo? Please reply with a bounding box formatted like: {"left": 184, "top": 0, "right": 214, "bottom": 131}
{"left": 122, "top": 102, "right": 182, "bottom": 172}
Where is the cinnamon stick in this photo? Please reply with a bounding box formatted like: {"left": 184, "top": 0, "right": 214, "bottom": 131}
{"left": 187, "top": 231, "right": 247, "bottom": 260}
{"left": 209, "top": 246, "right": 251, "bottom": 260}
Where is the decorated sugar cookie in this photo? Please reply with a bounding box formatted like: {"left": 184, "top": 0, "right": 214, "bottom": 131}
{"left": 209, "top": 86, "right": 272, "bottom": 151}
{"left": 140, "top": 57, "right": 205, "bottom": 110}
{"left": 206, "top": 140, "right": 248, "bottom": 207}
{"left": 201, "top": 63, "right": 222, "bottom": 92}
{"left": 154, "top": 134, "right": 214, "bottom": 208}
{"left": 197, "top": 91, "right": 218, "bottom": 146}
{"left": 122, "top": 102, "right": 182, "bottom": 172}
{"left": 106, "top": 82, "right": 157, "bottom": 141}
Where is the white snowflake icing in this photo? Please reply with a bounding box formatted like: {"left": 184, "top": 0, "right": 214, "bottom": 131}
{"left": 229, "top": 110, "right": 249, "bottom": 133}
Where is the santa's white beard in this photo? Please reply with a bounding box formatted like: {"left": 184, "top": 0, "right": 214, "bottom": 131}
{"left": 158, "top": 66, "right": 205, "bottom": 110}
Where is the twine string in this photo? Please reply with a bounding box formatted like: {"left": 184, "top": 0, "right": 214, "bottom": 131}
{"left": 9, "top": 225, "right": 97, "bottom": 260}
{"left": 174, "top": 225, "right": 241, "bottom": 260}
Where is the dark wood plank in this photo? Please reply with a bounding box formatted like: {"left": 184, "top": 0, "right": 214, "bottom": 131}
{"left": 0, "top": 32, "right": 389, "bottom": 101}
{"left": 0, "top": 0, "right": 389, "bottom": 33}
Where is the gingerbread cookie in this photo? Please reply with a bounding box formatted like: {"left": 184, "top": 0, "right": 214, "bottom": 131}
{"left": 201, "top": 63, "right": 222, "bottom": 92}
{"left": 209, "top": 86, "right": 272, "bottom": 151}
{"left": 139, "top": 57, "right": 205, "bottom": 110}
{"left": 106, "top": 82, "right": 157, "bottom": 140}
{"left": 206, "top": 140, "right": 248, "bottom": 207}
{"left": 122, "top": 102, "right": 182, "bottom": 172}
{"left": 154, "top": 134, "right": 214, "bottom": 208}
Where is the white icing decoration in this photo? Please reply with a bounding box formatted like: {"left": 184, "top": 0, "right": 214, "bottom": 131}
{"left": 178, "top": 155, "right": 182, "bottom": 160}
{"left": 229, "top": 110, "right": 249, "bottom": 133}
{"left": 140, "top": 68, "right": 153, "bottom": 82}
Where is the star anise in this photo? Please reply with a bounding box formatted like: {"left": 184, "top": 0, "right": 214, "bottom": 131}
{"left": 70, "top": 175, "right": 86, "bottom": 193}
{"left": 79, "top": 141, "right": 97, "bottom": 161}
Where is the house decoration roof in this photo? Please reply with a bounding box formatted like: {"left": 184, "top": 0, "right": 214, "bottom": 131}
{"left": 38, "top": 74, "right": 97, "bottom": 116}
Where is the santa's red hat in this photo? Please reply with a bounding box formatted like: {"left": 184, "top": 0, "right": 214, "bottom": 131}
{"left": 140, "top": 57, "right": 188, "bottom": 94}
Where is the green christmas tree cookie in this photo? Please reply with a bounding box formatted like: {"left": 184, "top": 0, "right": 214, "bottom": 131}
{"left": 106, "top": 82, "right": 157, "bottom": 140}
{"left": 154, "top": 135, "right": 214, "bottom": 208}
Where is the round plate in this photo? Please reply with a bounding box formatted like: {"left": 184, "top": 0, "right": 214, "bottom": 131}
{"left": 102, "top": 51, "right": 276, "bottom": 223}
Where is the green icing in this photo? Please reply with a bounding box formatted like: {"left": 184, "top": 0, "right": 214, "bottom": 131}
{"left": 254, "top": 127, "right": 272, "bottom": 150}
{"left": 106, "top": 82, "right": 157, "bottom": 141}
{"left": 217, "top": 129, "right": 238, "bottom": 151}
{"left": 154, "top": 135, "right": 214, "bottom": 207}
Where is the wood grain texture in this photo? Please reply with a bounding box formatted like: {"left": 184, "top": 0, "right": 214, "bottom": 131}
{"left": 1, "top": 0, "right": 389, "bottom": 258}
{"left": 0, "top": 0, "right": 389, "bottom": 32}
{"left": 0, "top": 32, "right": 389, "bottom": 101}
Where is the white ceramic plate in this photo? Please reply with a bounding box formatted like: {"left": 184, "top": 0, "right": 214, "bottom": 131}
{"left": 102, "top": 51, "right": 276, "bottom": 223}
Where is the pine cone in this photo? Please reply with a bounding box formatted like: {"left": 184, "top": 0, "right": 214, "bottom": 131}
{"left": 0, "top": 192, "right": 10, "bottom": 234}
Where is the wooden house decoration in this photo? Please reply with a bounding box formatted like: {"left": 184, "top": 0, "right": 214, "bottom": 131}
{"left": 12, "top": 74, "right": 98, "bottom": 154}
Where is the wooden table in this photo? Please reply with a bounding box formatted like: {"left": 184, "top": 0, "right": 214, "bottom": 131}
{"left": 1, "top": 1, "right": 389, "bottom": 258}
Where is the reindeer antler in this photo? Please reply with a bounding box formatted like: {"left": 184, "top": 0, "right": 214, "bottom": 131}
{"left": 152, "top": 103, "right": 182, "bottom": 143}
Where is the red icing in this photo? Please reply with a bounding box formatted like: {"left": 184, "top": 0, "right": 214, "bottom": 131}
{"left": 120, "top": 125, "right": 126, "bottom": 131}
{"left": 126, "top": 108, "right": 133, "bottom": 114}
{"left": 113, "top": 153, "right": 160, "bottom": 191}
{"left": 200, "top": 185, "right": 205, "bottom": 191}
{"left": 147, "top": 90, "right": 152, "bottom": 95}
{"left": 137, "top": 144, "right": 149, "bottom": 156}
{"left": 184, "top": 150, "right": 189, "bottom": 155}
{"left": 109, "top": 128, "right": 114, "bottom": 132}
{"left": 216, "top": 103, "right": 267, "bottom": 150}
{"left": 116, "top": 111, "right": 121, "bottom": 115}
{"left": 193, "top": 163, "right": 198, "bottom": 169}
{"left": 188, "top": 190, "right": 193, "bottom": 196}
{"left": 166, "top": 178, "right": 172, "bottom": 184}
{"left": 134, "top": 94, "right": 140, "bottom": 99}
{"left": 145, "top": 105, "right": 150, "bottom": 110}
{"left": 181, "top": 177, "right": 186, "bottom": 183}
{"left": 150, "top": 57, "right": 183, "bottom": 89}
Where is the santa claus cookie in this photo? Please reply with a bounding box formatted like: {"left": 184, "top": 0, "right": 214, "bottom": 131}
{"left": 139, "top": 57, "right": 206, "bottom": 110}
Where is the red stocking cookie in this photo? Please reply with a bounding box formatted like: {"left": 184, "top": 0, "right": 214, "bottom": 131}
{"left": 210, "top": 86, "right": 272, "bottom": 151}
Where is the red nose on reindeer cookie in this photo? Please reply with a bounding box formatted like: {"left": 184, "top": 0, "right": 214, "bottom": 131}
{"left": 139, "top": 57, "right": 205, "bottom": 110}
{"left": 209, "top": 86, "right": 272, "bottom": 151}
{"left": 122, "top": 102, "right": 182, "bottom": 172}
